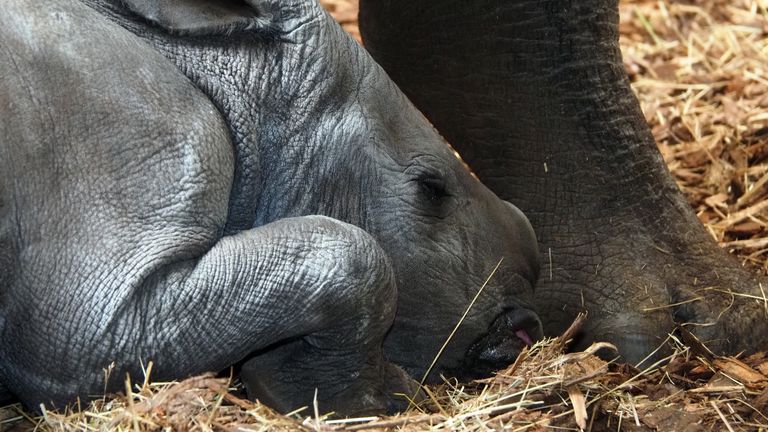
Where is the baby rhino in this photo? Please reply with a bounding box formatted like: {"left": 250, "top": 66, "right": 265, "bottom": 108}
{"left": 0, "top": 0, "right": 542, "bottom": 415}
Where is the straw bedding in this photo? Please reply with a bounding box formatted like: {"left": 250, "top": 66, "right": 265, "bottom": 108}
{"left": 2, "top": 0, "right": 766, "bottom": 430}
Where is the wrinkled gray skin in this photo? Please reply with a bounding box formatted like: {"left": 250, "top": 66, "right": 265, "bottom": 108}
{"left": 0, "top": 0, "right": 541, "bottom": 416}
{"left": 359, "top": 0, "right": 768, "bottom": 362}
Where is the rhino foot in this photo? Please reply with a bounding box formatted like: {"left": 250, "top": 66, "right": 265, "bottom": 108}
{"left": 533, "top": 227, "right": 768, "bottom": 363}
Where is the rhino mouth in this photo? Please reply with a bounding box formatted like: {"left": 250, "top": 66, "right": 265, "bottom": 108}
{"left": 448, "top": 308, "right": 543, "bottom": 380}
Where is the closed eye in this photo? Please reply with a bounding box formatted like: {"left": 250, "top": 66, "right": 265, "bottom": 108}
{"left": 417, "top": 175, "right": 450, "bottom": 203}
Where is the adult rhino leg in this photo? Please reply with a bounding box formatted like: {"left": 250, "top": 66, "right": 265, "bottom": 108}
{"left": 6, "top": 216, "right": 410, "bottom": 415}
{"left": 359, "top": 0, "right": 768, "bottom": 360}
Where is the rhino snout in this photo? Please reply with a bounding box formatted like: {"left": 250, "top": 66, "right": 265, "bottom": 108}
{"left": 451, "top": 308, "right": 543, "bottom": 380}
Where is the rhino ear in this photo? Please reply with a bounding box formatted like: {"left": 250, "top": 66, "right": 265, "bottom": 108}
{"left": 121, "top": 0, "right": 268, "bottom": 35}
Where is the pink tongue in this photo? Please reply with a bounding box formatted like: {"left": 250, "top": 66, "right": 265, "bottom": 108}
{"left": 515, "top": 329, "right": 534, "bottom": 346}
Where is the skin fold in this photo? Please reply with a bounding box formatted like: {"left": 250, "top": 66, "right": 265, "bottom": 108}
{"left": 0, "top": 0, "right": 541, "bottom": 415}
{"left": 359, "top": 0, "right": 768, "bottom": 362}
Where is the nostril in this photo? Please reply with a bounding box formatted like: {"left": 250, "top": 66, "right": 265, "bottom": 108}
{"left": 501, "top": 308, "right": 543, "bottom": 343}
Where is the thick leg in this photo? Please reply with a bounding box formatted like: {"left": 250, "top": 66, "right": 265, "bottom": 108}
{"left": 359, "top": 0, "right": 768, "bottom": 359}
{"left": 4, "top": 216, "right": 411, "bottom": 415}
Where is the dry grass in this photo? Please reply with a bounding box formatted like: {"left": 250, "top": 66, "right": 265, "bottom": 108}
{"left": 3, "top": 316, "right": 767, "bottom": 431}
{"left": 3, "top": 0, "right": 767, "bottom": 430}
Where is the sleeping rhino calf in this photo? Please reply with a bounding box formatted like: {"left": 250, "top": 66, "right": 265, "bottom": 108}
{"left": 0, "top": 0, "right": 541, "bottom": 415}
